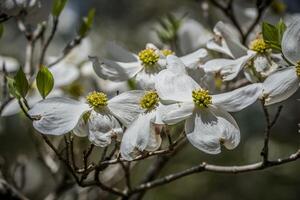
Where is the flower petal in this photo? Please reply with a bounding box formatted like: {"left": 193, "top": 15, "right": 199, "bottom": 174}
{"left": 159, "top": 102, "right": 194, "bottom": 125}
{"left": 212, "top": 83, "right": 262, "bottom": 112}
{"left": 89, "top": 56, "right": 142, "bottom": 81}
{"left": 282, "top": 20, "right": 300, "bottom": 64}
{"left": 120, "top": 111, "right": 161, "bottom": 160}
{"left": 263, "top": 67, "right": 299, "bottom": 105}
{"left": 135, "top": 69, "right": 158, "bottom": 90}
{"left": 165, "top": 55, "right": 187, "bottom": 74}
{"left": 209, "top": 21, "right": 247, "bottom": 58}
{"left": 1, "top": 89, "right": 63, "bottom": 117}
{"left": 106, "top": 41, "right": 139, "bottom": 62}
{"left": 0, "top": 55, "right": 19, "bottom": 72}
{"left": 178, "top": 19, "right": 213, "bottom": 54}
{"left": 88, "top": 110, "right": 123, "bottom": 147}
{"left": 185, "top": 106, "right": 240, "bottom": 154}
{"left": 155, "top": 58, "right": 200, "bottom": 103}
{"left": 108, "top": 90, "right": 144, "bottom": 126}
{"left": 180, "top": 48, "right": 208, "bottom": 69}
{"left": 49, "top": 62, "right": 79, "bottom": 87}
{"left": 73, "top": 118, "right": 89, "bottom": 137}
{"left": 28, "top": 97, "right": 90, "bottom": 135}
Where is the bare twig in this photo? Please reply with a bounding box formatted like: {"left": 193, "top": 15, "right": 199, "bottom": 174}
{"left": 130, "top": 149, "right": 300, "bottom": 194}
{"left": 39, "top": 17, "right": 59, "bottom": 67}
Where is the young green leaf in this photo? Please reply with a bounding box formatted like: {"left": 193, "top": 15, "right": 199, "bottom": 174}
{"left": 14, "top": 68, "right": 29, "bottom": 98}
{"left": 276, "top": 19, "right": 287, "bottom": 41}
{"left": 262, "top": 22, "right": 278, "bottom": 44}
{"left": 6, "top": 76, "right": 20, "bottom": 99}
{"left": 52, "top": 0, "right": 68, "bottom": 17}
{"left": 36, "top": 66, "right": 54, "bottom": 99}
{"left": 79, "top": 9, "right": 96, "bottom": 37}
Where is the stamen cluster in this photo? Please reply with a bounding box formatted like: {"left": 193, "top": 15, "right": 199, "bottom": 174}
{"left": 86, "top": 91, "right": 108, "bottom": 108}
{"left": 161, "top": 49, "right": 174, "bottom": 56}
{"left": 249, "top": 38, "right": 269, "bottom": 53}
{"left": 138, "top": 48, "right": 159, "bottom": 67}
{"left": 139, "top": 91, "right": 159, "bottom": 111}
{"left": 192, "top": 89, "right": 212, "bottom": 108}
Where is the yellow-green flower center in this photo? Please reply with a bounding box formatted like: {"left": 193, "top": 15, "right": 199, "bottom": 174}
{"left": 249, "top": 38, "right": 269, "bottom": 53}
{"left": 138, "top": 48, "right": 159, "bottom": 67}
{"left": 139, "top": 91, "right": 159, "bottom": 111}
{"left": 192, "top": 89, "right": 212, "bottom": 108}
{"left": 86, "top": 91, "right": 108, "bottom": 108}
{"left": 161, "top": 49, "right": 174, "bottom": 56}
{"left": 296, "top": 61, "right": 300, "bottom": 77}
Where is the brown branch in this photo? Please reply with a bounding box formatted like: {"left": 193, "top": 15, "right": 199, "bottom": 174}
{"left": 39, "top": 17, "right": 59, "bottom": 67}
{"left": 130, "top": 149, "right": 300, "bottom": 194}
{"left": 0, "top": 178, "right": 29, "bottom": 200}
{"left": 48, "top": 36, "right": 83, "bottom": 67}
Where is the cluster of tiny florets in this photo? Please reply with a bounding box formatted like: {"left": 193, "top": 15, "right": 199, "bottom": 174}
{"left": 192, "top": 89, "right": 212, "bottom": 108}
{"left": 296, "top": 61, "right": 300, "bottom": 77}
{"left": 138, "top": 48, "right": 159, "bottom": 67}
{"left": 249, "top": 38, "right": 269, "bottom": 53}
{"left": 86, "top": 91, "right": 108, "bottom": 108}
{"left": 161, "top": 49, "right": 174, "bottom": 56}
{"left": 139, "top": 91, "right": 159, "bottom": 111}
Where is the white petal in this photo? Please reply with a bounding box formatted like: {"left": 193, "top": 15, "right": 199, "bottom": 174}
{"left": 120, "top": 112, "right": 160, "bottom": 160}
{"left": 73, "top": 118, "right": 89, "bottom": 137}
{"left": 0, "top": 55, "right": 19, "bottom": 72}
{"left": 135, "top": 69, "right": 158, "bottom": 90}
{"left": 1, "top": 98, "right": 20, "bottom": 117}
{"left": 146, "top": 43, "right": 159, "bottom": 51}
{"left": 28, "top": 97, "right": 90, "bottom": 135}
{"left": 88, "top": 110, "right": 123, "bottom": 147}
{"left": 166, "top": 55, "right": 187, "bottom": 74}
{"left": 203, "top": 52, "right": 254, "bottom": 81}
{"left": 155, "top": 69, "right": 199, "bottom": 103}
{"left": 185, "top": 106, "right": 240, "bottom": 154}
{"left": 180, "top": 48, "right": 208, "bottom": 69}
{"left": 207, "top": 38, "right": 233, "bottom": 58}
{"left": 178, "top": 19, "right": 213, "bottom": 54}
{"left": 202, "top": 58, "right": 235, "bottom": 73}
{"left": 89, "top": 56, "right": 142, "bottom": 81}
{"left": 212, "top": 83, "right": 262, "bottom": 112}
{"left": 106, "top": 41, "right": 138, "bottom": 62}
{"left": 159, "top": 102, "right": 194, "bottom": 125}
{"left": 49, "top": 62, "right": 79, "bottom": 87}
{"left": 108, "top": 90, "right": 144, "bottom": 126}
{"left": 220, "top": 53, "right": 255, "bottom": 81}
{"left": 282, "top": 20, "right": 300, "bottom": 64}
{"left": 1, "top": 89, "right": 62, "bottom": 117}
{"left": 263, "top": 67, "right": 299, "bottom": 105}
{"left": 210, "top": 21, "right": 247, "bottom": 58}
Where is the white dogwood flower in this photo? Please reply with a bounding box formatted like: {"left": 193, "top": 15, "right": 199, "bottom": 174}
{"left": 204, "top": 21, "right": 281, "bottom": 82}
{"left": 155, "top": 55, "right": 262, "bottom": 154}
{"left": 262, "top": 20, "right": 300, "bottom": 105}
{"left": 0, "top": 0, "right": 52, "bottom": 26}
{"left": 89, "top": 42, "right": 207, "bottom": 89}
{"left": 28, "top": 90, "right": 144, "bottom": 147}
{"left": 120, "top": 90, "right": 163, "bottom": 160}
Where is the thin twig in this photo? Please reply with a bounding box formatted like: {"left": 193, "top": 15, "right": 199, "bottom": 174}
{"left": 130, "top": 149, "right": 300, "bottom": 194}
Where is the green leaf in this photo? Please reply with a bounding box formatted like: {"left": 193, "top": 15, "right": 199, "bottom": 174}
{"left": 14, "top": 68, "right": 29, "bottom": 98}
{"left": 52, "top": 0, "right": 68, "bottom": 17}
{"left": 7, "top": 76, "right": 20, "bottom": 99}
{"left": 276, "top": 19, "right": 287, "bottom": 41}
{"left": 0, "top": 24, "right": 4, "bottom": 39}
{"left": 36, "top": 66, "right": 54, "bottom": 99}
{"left": 79, "top": 9, "right": 95, "bottom": 37}
{"left": 262, "top": 22, "right": 278, "bottom": 44}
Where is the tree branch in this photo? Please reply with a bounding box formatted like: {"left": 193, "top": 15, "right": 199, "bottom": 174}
{"left": 131, "top": 149, "right": 300, "bottom": 194}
